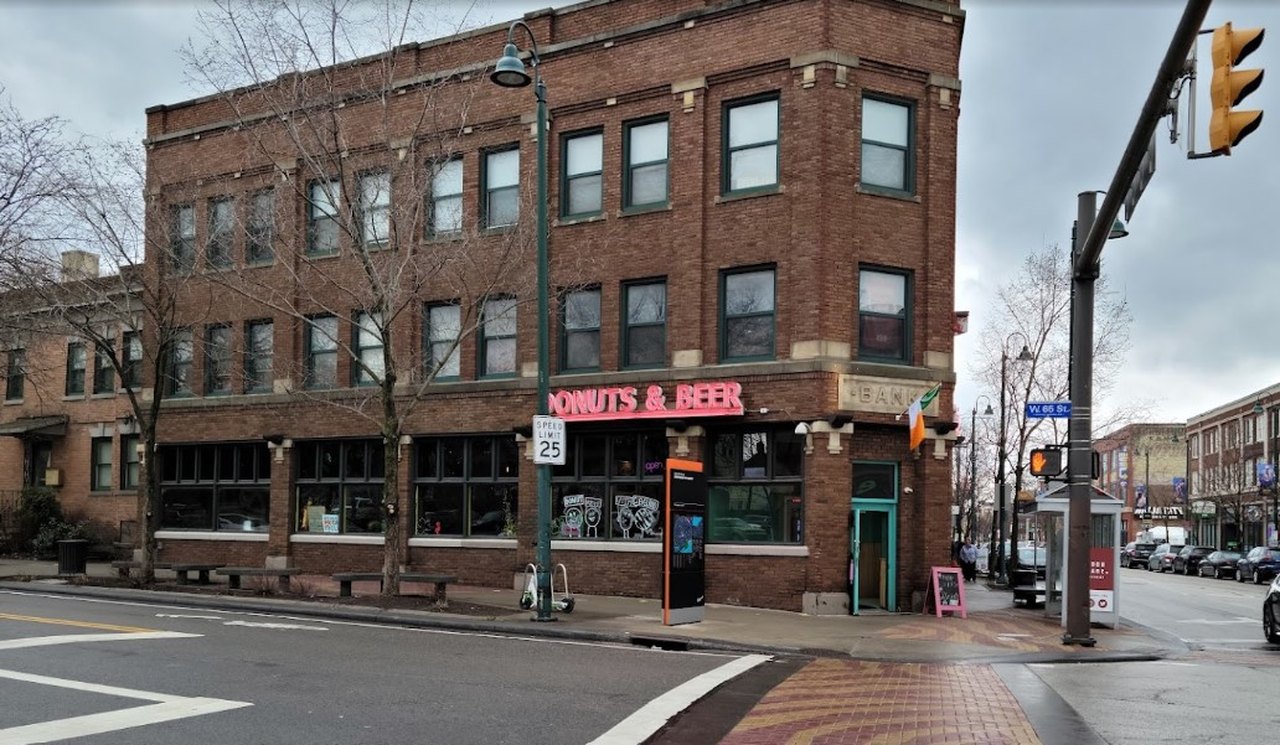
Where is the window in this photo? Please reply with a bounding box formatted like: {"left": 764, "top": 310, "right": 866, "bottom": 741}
{"left": 245, "top": 320, "right": 274, "bottom": 393}
{"left": 296, "top": 439, "right": 384, "bottom": 534}
{"left": 415, "top": 436, "right": 519, "bottom": 537}
{"left": 561, "top": 287, "right": 600, "bottom": 371}
{"left": 358, "top": 171, "right": 391, "bottom": 248}
{"left": 91, "top": 437, "right": 113, "bottom": 491}
{"left": 246, "top": 189, "right": 275, "bottom": 264}
{"left": 353, "top": 311, "right": 384, "bottom": 387}
{"left": 852, "top": 461, "right": 898, "bottom": 500}
{"left": 121, "top": 332, "right": 142, "bottom": 389}
{"left": 550, "top": 431, "right": 668, "bottom": 540}
{"left": 65, "top": 342, "right": 86, "bottom": 395}
{"left": 170, "top": 204, "right": 195, "bottom": 271}
{"left": 205, "top": 325, "right": 232, "bottom": 395}
{"left": 720, "top": 267, "right": 775, "bottom": 361}
{"left": 723, "top": 95, "right": 779, "bottom": 194}
{"left": 861, "top": 96, "right": 914, "bottom": 193}
{"left": 5, "top": 349, "right": 24, "bottom": 400}
{"left": 158, "top": 443, "right": 270, "bottom": 531}
{"left": 307, "top": 179, "right": 341, "bottom": 256}
{"left": 624, "top": 118, "right": 668, "bottom": 209}
{"left": 480, "top": 298, "right": 516, "bottom": 377}
{"left": 207, "top": 197, "right": 234, "bottom": 269}
{"left": 93, "top": 340, "right": 114, "bottom": 394}
{"left": 483, "top": 148, "right": 519, "bottom": 228}
{"left": 707, "top": 428, "right": 804, "bottom": 544}
{"left": 305, "top": 315, "right": 338, "bottom": 389}
{"left": 858, "top": 268, "right": 911, "bottom": 362}
{"left": 622, "top": 280, "right": 665, "bottom": 368}
{"left": 424, "top": 303, "right": 461, "bottom": 379}
{"left": 121, "top": 434, "right": 140, "bottom": 490}
{"left": 165, "top": 330, "right": 193, "bottom": 396}
{"left": 430, "top": 158, "right": 463, "bottom": 235}
{"left": 561, "top": 131, "right": 602, "bottom": 218}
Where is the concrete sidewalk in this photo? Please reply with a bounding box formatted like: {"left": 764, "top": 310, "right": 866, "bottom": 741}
{"left": 0, "top": 558, "right": 1182, "bottom": 664}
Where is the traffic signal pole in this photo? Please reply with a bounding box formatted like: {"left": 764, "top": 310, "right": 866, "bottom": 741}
{"left": 1064, "top": 0, "right": 1212, "bottom": 646}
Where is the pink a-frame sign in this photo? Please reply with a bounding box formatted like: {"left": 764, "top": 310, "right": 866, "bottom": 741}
{"left": 930, "top": 566, "right": 967, "bottom": 618}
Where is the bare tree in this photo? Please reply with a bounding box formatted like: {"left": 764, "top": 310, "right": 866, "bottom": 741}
{"left": 0, "top": 88, "right": 78, "bottom": 265}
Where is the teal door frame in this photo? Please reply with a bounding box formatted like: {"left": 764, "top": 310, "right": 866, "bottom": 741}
{"left": 850, "top": 499, "right": 897, "bottom": 614}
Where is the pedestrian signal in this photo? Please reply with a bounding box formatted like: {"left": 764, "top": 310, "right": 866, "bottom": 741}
{"left": 1209, "top": 22, "right": 1264, "bottom": 154}
{"left": 1029, "top": 448, "right": 1064, "bottom": 477}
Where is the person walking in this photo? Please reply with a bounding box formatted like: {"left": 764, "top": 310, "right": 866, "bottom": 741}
{"left": 959, "top": 539, "right": 978, "bottom": 583}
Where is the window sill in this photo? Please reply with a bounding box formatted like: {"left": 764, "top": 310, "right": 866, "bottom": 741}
{"left": 304, "top": 250, "right": 340, "bottom": 260}
{"left": 91, "top": 391, "right": 115, "bottom": 399}
{"left": 408, "top": 537, "right": 517, "bottom": 549}
{"left": 857, "top": 354, "right": 910, "bottom": 366}
{"left": 555, "top": 213, "right": 606, "bottom": 228}
{"left": 618, "top": 204, "right": 671, "bottom": 218}
{"left": 707, "top": 544, "right": 809, "bottom": 557}
{"left": 483, "top": 225, "right": 517, "bottom": 235}
{"left": 61, "top": 394, "right": 85, "bottom": 401}
{"left": 90, "top": 490, "right": 135, "bottom": 498}
{"left": 715, "top": 186, "right": 782, "bottom": 204}
{"left": 156, "top": 530, "right": 269, "bottom": 542}
{"left": 3, "top": 398, "right": 22, "bottom": 405}
{"left": 290, "top": 533, "right": 384, "bottom": 545}
{"left": 426, "top": 232, "right": 464, "bottom": 243}
{"left": 245, "top": 259, "right": 275, "bottom": 268}
{"left": 856, "top": 184, "right": 920, "bottom": 203}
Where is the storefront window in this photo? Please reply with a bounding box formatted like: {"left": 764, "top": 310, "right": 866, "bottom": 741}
{"left": 414, "top": 435, "right": 519, "bottom": 537}
{"left": 552, "top": 430, "right": 668, "bottom": 541}
{"left": 852, "top": 462, "right": 898, "bottom": 500}
{"left": 158, "top": 443, "right": 270, "bottom": 531}
{"left": 707, "top": 427, "right": 804, "bottom": 543}
{"left": 295, "top": 439, "right": 386, "bottom": 534}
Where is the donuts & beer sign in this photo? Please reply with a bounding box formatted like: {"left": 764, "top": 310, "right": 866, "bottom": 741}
{"left": 548, "top": 381, "right": 744, "bottom": 421}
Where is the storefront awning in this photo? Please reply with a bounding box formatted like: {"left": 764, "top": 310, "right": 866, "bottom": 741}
{"left": 0, "top": 415, "right": 68, "bottom": 438}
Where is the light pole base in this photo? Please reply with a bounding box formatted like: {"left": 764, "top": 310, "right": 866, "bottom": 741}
{"left": 1061, "top": 633, "right": 1096, "bottom": 647}
{"left": 530, "top": 615, "right": 558, "bottom": 623}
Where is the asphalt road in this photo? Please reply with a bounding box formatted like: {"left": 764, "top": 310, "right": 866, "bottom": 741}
{"left": 0, "top": 589, "right": 755, "bottom": 745}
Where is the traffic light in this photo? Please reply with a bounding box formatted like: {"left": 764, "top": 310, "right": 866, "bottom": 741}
{"left": 1029, "top": 448, "right": 1064, "bottom": 478}
{"left": 1209, "top": 22, "right": 1265, "bottom": 154}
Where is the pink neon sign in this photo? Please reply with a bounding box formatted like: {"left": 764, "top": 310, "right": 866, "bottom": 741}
{"left": 548, "top": 381, "right": 744, "bottom": 422}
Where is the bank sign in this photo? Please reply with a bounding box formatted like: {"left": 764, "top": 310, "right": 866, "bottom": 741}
{"left": 548, "top": 381, "right": 744, "bottom": 422}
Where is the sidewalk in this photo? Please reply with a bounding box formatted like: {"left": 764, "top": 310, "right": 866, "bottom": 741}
{"left": 0, "top": 558, "right": 1181, "bottom": 664}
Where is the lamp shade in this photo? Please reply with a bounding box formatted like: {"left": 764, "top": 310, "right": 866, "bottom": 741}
{"left": 490, "top": 43, "right": 531, "bottom": 87}
{"left": 1108, "top": 218, "right": 1129, "bottom": 240}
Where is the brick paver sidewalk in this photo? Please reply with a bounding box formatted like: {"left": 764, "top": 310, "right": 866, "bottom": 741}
{"left": 719, "top": 659, "right": 1040, "bottom": 744}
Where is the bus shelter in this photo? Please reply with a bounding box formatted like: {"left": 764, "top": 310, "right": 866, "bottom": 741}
{"left": 1021, "top": 484, "right": 1123, "bottom": 629}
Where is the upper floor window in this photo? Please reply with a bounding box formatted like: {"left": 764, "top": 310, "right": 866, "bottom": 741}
{"left": 624, "top": 118, "right": 668, "bottom": 209}
{"left": 121, "top": 332, "right": 142, "bottom": 389}
{"left": 246, "top": 189, "right": 275, "bottom": 264}
{"left": 165, "top": 330, "right": 193, "bottom": 397}
{"left": 170, "top": 204, "right": 196, "bottom": 272}
{"left": 91, "top": 437, "right": 113, "bottom": 491}
{"left": 858, "top": 268, "right": 911, "bottom": 363}
{"left": 861, "top": 96, "right": 914, "bottom": 193}
{"left": 561, "top": 287, "right": 601, "bottom": 372}
{"left": 358, "top": 171, "right": 391, "bottom": 248}
{"left": 723, "top": 95, "right": 779, "bottom": 194}
{"left": 561, "top": 131, "right": 603, "bottom": 218}
{"left": 5, "top": 349, "right": 24, "bottom": 400}
{"left": 207, "top": 197, "right": 234, "bottom": 269}
{"left": 205, "top": 324, "right": 232, "bottom": 395}
{"left": 430, "top": 159, "right": 463, "bottom": 235}
{"left": 720, "top": 267, "right": 775, "bottom": 361}
{"left": 244, "top": 320, "right": 274, "bottom": 393}
{"left": 307, "top": 179, "right": 340, "bottom": 256}
{"left": 622, "top": 280, "right": 666, "bottom": 368}
{"left": 480, "top": 297, "right": 516, "bottom": 377}
{"left": 483, "top": 148, "right": 519, "bottom": 228}
{"left": 353, "top": 311, "right": 384, "bottom": 387}
{"left": 304, "top": 315, "right": 338, "bottom": 389}
{"left": 424, "top": 303, "right": 461, "bottom": 379}
{"left": 65, "top": 341, "right": 86, "bottom": 395}
{"left": 93, "top": 340, "right": 114, "bottom": 394}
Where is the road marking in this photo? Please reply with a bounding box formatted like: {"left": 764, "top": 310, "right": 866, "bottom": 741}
{"left": 0, "top": 667, "right": 250, "bottom": 744}
{"left": 223, "top": 620, "right": 327, "bottom": 631}
{"left": 1175, "top": 617, "right": 1255, "bottom": 625}
{"left": 0, "top": 631, "right": 199, "bottom": 651}
{"left": 0, "top": 612, "right": 155, "bottom": 634}
{"left": 155, "top": 613, "right": 223, "bottom": 620}
{"left": 588, "top": 654, "right": 771, "bottom": 745}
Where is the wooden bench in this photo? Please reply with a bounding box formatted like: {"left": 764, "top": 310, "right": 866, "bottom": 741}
{"left": 169, "top": 563, "right": 223, "bottom": 585}
{"left": 217, "top": 566, "right": 301, "bottom": 592}
{"left": 332, "top": 571, "right": 458, "bottom": 605}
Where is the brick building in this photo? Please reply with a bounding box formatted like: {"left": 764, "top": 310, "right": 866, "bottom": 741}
{"left": 4, "top": 0, "right": 964, "bottom": 613}
{"left": 1187, "top": 388, "right": 1280, "bottom": 549}
{"left": 1092, "top": 422, "right": 1186, "bottom": 545}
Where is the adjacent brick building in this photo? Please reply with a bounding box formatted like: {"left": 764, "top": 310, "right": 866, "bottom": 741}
{"left": 3, "top": 0, "right": 965, "bottom": 613}
{"left": 1187, "top": 388, "right": 1280, "bottom": 549}
{"left": 1092, "top": 422, "right": 1186, "bottom": 545}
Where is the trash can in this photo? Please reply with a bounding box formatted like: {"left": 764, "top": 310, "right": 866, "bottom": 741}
{"left": 57, "top": 539, "right": 89, "bottom": 575}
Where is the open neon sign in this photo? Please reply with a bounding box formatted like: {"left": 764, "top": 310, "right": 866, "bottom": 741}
{"left": 548, "top": 381, "right": 744, "bottom": 422}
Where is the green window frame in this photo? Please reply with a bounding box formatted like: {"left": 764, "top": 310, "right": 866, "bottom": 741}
{"left": 414, "top": 435, "right": 520, "bottom": 537}
{"left": 93, "top": 339, "right": 115, "bottom": 394}
{"left": 479, "top": 297, "right": 516, "bottom": 378}
{"left": 170, "top": 203, "right": 196, "bottom": 272}
{"left": 206, "top": 197, "right": 234, "bottom": 269}
{"left": 91, "top": 437, "right": 113, "bottom": 491}
{"left": 860, "top": 95, "right": 915, "bottom": 194}
{"left": 5, "top": 349, "right": 24, "bottom": 400}
{"left": 246, "top": 189, "right": 275, "bottom": 264}
{"left": 429, "top": 158, "right": 463, "bottom": 236}
{"left": 244, "top": 320, "right": 274, "bottom": 393}
{"left": 424, "top": 302, "right": 461, "bottom": 380}
{"left": 65, "top": 341, "right": 86, "bottom": 395}
{"left": 294, "top": 439, "right": 384, "bottom": 534}
{"left": 623, "top": 117, "right": 669, "bottom": 210}
{"left": 561, "top": 130, "right": 603, "bottom": 219}
{"left": 205, "top": 324, "right": 232, "bottom": 395}
{"left": 719, "top": 266, "right": 776, "bottom": 362}
{"left": 352, "top": 311, "right": 384, "bottom": 387}
{"left": 707, "top": 427, "right": 805, "bottom": 544}
{"left": 482, "top": 147, "right": 519, "bottom": 229}
{"left": 304, "top": 315, "right": 338, "bottom": 390}
{"left": 165, "top": 329, "right": 193, "bottom": 396}
{"left": 560, "top": 286, "right": 601, "bottom": 372}
{"left": 358, "top": 170, "right": 391, "bottom": 249}
{"left": 858, "top": 267, "right": 912, "bottom": 363}
{"left": 307, "top": 179, "right": 341, "bottom": 256}
{"left": 549, "top": 430, "right": 669, "bottom": 541}
{"left": 622, "top": 279, "right": 665, "bottom": 369}
{"left": 722, "top": 94, "right": 779, "bottom": 195}
{"left": 158, "top": 443, "right": 271, "bottom": 531}
{"left": 121, "top": 434, "right": 140, "bottom": 490}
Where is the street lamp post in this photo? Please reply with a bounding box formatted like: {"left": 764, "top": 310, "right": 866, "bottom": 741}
{"left": 971, "top": 395, "right": 993, "bottom": 543}
{"left": 995, "top": 334, "right": 1033, "bottom": 586}
{"left": 491, "top": 24, "right": 553, "bottom": 622}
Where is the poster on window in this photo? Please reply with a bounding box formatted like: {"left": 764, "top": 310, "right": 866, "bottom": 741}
{"left": 614, "top": 494, "right": 660, "bottom": 539}
{"left": 663, "top": 459, "right": 706, "bottom": 626}
{"left": 559, "top": 494, "right": 602, "bottom": 539}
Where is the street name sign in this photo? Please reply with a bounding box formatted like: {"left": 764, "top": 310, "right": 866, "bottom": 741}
{"left": 1026, "top": 401, "right": 1072, "bottom": 418}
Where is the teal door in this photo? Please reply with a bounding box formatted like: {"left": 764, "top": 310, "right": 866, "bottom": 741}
{"left": 850, "top": 505, "right": 896, "bottom": 614}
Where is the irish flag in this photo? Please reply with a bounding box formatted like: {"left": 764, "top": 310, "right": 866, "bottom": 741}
{"left": 907, "top": 384, "right": 942, "bottom": 450}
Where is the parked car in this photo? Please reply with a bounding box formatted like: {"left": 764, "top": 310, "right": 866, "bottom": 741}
{"left": 1122, "top": 541, "right": 1158, "bottom": 569}
{"left": 1237, "top": 546, "right": 1280, "bottom": 584}
{"left": 1015, "top": 546, "right": 1048, "bottom": 580}
{"left": 1197, "top": 550, "right": 1242, "bottom": 579}
{"left": 1263, "top": 574, "right": 1280, "bottom": 643}
{"left": 1172, "top": 545, "right": 1216, "bottom": 575}
{"left": 1147, "top": 543, "right": 1184, "bottom": 572}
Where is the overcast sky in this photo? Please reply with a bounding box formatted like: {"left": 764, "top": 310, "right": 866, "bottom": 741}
{"left": 2, "top": 0, "right": 1274, "bottom": 428}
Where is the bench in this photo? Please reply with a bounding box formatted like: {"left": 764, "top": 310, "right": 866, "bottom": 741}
{"left": 169, "top": 563, "right": 223, "bottom": 585}
{"left": 332, "top": 571, "right": 458, "bottom": 605}
{"left": 216, "top": 567, "right": 301, "bottom": 592}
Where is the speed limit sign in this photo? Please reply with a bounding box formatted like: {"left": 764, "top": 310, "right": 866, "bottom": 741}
{"left": 532, "top": 415, "right": 566, "bottom": 465}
